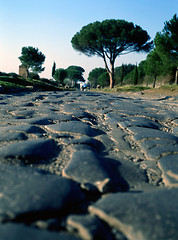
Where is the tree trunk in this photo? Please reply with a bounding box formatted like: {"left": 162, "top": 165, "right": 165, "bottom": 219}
{"left": 102, "top": 54, "right": 115, "bottom": 89}
{"left": 175, "top": 67, "right": 178, "bottom": 85}
{"left": 109, "top": 72, "right": 114, "bottom": 89}
{"left": 153, "top": 76, "right": 156, "bottom": 88}
{"left": 109, "top": 62, "right": 115, "bottom": 89}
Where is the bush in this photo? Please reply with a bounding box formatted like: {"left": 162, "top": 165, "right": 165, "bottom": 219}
{"left": 0, "top": 72, "right": 9, "bottom": 77}
{"left": 8, "top": 72, "right": 20, "bottom": 78}
{"left": 28, "top": 72, "right": 40, "bottom": 80}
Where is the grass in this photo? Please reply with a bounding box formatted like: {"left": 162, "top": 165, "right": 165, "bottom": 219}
{"left": 0, "top": 73, "right": 177, "bottom": 94}
{"left": 159, "top": 84, "right": 178, "bottom": 91}
{"left": 0, "top": 74, "right": 62, "bottom": 93}
{"left": 94, "top": 85, "right": 151, "bottom": 93}
{"left": 116, "top": 85, "right": 151, "bottom": 92}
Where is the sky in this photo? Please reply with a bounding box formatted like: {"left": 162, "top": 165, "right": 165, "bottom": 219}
{"left": 0, "top": 0, "right": 177, "bottom": 80}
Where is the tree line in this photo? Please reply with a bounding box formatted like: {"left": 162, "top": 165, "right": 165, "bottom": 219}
{"left": 87, "top": 14, "right": 178, "bottom": 88}
{"left": 18, "top": 14, "right": 177, "bottom": 89}
{"left": 18, "top": 47, "right": 85, "bottom": 88}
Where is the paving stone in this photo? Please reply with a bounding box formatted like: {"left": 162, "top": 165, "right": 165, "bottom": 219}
{"left": 0, "top": 139, "right": 57, "bottom": 164}
{"left": 97, "top": 134, "right": 115, "bottom": 152}
{"left": 67, "top": 214, "right": 114, "bottom": 240}
{"left": 158, "top": 154, "right": 178, "bottom": 187}
{"left": 117, "top": 117, "right": 161, "bottom": 129}
{"left": 33, "top": 107, "right": 58, "bottom": 115}
{"left": 63, "top": 150, "right": 119, "bottom": 193}
{"left": 89, "top": 188, "right": 178, "bottom": 240}
{"left": 140, "top": 143, "right": 178, "bottom": 160}
{"left": 47, "top": 113, "right": 76, "bottom": 122}
{"left": 26, "top": 117, "right": 52, "bottom": 125}
{"left": 173, "top": 119, "right": 178, "bottom": 124}
{"left": 173, "top": 126, "right": 178, "bottom": 136}
{"left": 0, "top": 223, "right": 81, "bottom": 240}
{"left": 10, "top": 109, "right": 37, "bottom": 117}
{"left": 139, "top": 112, "right": 170, "bottom": 122}
{"left": 0, "top": 124, "right": 46, "bottom": 134}
{"left": 46, "top": 121, "right": 101, "bottom": 137}
{"left": 0, "top": 109, "right": 9, "bottom": 115}
{"left": 111, "top": 102, "right": 144, "bottom": 113}
{"left": 22, "top": 102, "right": 35, "bottom": 107}
{"left": 0, "top": 91, "right": 178, "bottom": 239}
{"left": 0, "top": 165, "right": 85, "bottom": 222}
{"left": 109, "top": 127, "right": 132, "bottom": 151}
{"left": 70, "top": 136, "right": 105, "bottom": 152}
{"left": 139, "top": 138, "right": 175, "bottom": 149}
{"left": 128, "top": 127, "right": 178, "bottom": 142}
{"left": 113, "top": 157, "right": 149, "bottom": 190}
{"left": 0, "top": 132, "right": 28, "bottom": 142}
{"left": 71, "top": 111, "right": 95, "bottom": 120}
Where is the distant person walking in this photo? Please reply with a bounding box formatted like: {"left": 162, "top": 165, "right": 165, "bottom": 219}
{"left": 81, "top": 82, "right": 87, "bottom": 91}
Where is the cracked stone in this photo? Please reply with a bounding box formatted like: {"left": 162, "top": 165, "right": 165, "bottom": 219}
{"left": 128, "top": 127, "right": 178, "bottom": 142}
{"left": 46, "top": 121, "right": 101, "bottom": 137}
{"left": 62, "top": 150, "right": 120, "bottom": 193}
{"left": 89, "top": 188, "right": 178, "bottom": 240}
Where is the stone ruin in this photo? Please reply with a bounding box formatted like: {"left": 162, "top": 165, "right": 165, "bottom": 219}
{"left": 19, "top": 65, "right": 28, "bottom": 78}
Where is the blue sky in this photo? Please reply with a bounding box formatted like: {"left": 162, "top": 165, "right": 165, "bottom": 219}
{"left": 0, "top": 0, "right": 177, "bottom": 79}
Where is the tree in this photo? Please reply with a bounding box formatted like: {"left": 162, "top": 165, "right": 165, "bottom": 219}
{"left": 114, "top": 64, "right": 136, "bottom": 85}
{"left": 19, "top": 46, "right": 45, "bottom": 75}
{"left": 52, "top": 62, "right": 56, "bottom": 77}
{"left": 98, "top": 72, "right": 110, "bottom": 88}
{"left": 138, "top": 60, "right": 146, "bottom": 82}
{"left": 88, "top": 68, "right": 106, "bottom": 88}
{"left": 154, "top": 14, "right": 178, "bottom": 84}
{"left": 66, "top": 66, "right": 85, "bottom": 87}
{"left": 133, "top": 64, "right": 138, "bottom": 85}
{"left": 71, "top": 19, "right": 152, "bottom": 89}
{"left": 144, "top": 50, "right": 162, "bottom": 88}
{"left": 53, "top": 68, "right": 67, "bottom": 86}
{"left": 120, "top": 64, "right": 124, "bottom": 86}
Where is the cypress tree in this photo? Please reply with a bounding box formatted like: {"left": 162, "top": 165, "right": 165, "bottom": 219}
{"left": 133, "top": 64, "right": 138, "bottom": 85}
{"left": 120, "top": 64, "right": 124, "bottom": 86}
{"left": 52, "top": 62, "right": 56, "bottom": 77}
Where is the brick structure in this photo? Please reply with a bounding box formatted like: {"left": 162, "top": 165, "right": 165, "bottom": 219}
{"left": 19, "top": 65, "right": 28, "bottom": 78}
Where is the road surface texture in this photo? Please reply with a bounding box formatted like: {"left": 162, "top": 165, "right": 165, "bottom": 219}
{"left": 0, "top": 90, "right": 178, "bottom": 240}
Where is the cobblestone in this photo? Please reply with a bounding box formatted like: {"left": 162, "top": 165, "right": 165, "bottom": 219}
{"left": 0, "top": 91, "right": 177, "bottom": 239}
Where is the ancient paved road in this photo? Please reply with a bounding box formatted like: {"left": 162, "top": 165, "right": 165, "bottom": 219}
{"left": 0, "top": 91, "right": 178, "bottom": 240}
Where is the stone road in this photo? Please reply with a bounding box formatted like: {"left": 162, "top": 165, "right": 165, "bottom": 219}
{"left": 0, "top": 90, "right": 178, "bottom": 240}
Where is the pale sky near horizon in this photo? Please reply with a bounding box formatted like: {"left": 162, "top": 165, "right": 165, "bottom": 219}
{"left": 0, "top": 0, "right": 177, "bottom": 80}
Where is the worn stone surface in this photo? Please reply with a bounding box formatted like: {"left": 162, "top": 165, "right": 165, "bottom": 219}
{"left": 0, "top": 223, "right": 81, "bottom": 240}
{"left": 0, "top": 132, "right": 28, "bottom": 142}
{"left": 89, "top": 188, "right": 178, "bottom": 240}
{"left": 158, "top": 154, "right": 178, "bottom": 187}
{"left": 0, "top": 139, "right": 58, "bottom": 164}
{"left": 0, "top": 90, "right": 177, "bottom": 239}
{"left": 63, "top": 149, "right": 121, "bottom": 193}
{"left": 67, "top": 214, "right": 114, "bottom": 240}
{"left": 0, "top": 124, "right": 46, "bottom": 134}
{"left": 46, "top": 121, "right": 100, "bottom": 136}
{"left": 0, "top": 164, "right": 85, "bottom": 222}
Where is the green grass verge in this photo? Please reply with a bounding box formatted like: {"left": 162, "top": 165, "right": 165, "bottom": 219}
{"left": 94, "top": 85, "right": 151, "bottom": 93}
{"left": 159, "top": 84, "right": 178, "bottom": 91}
{"left": 0, "top": 75, "right": 62, "bottom": 92}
